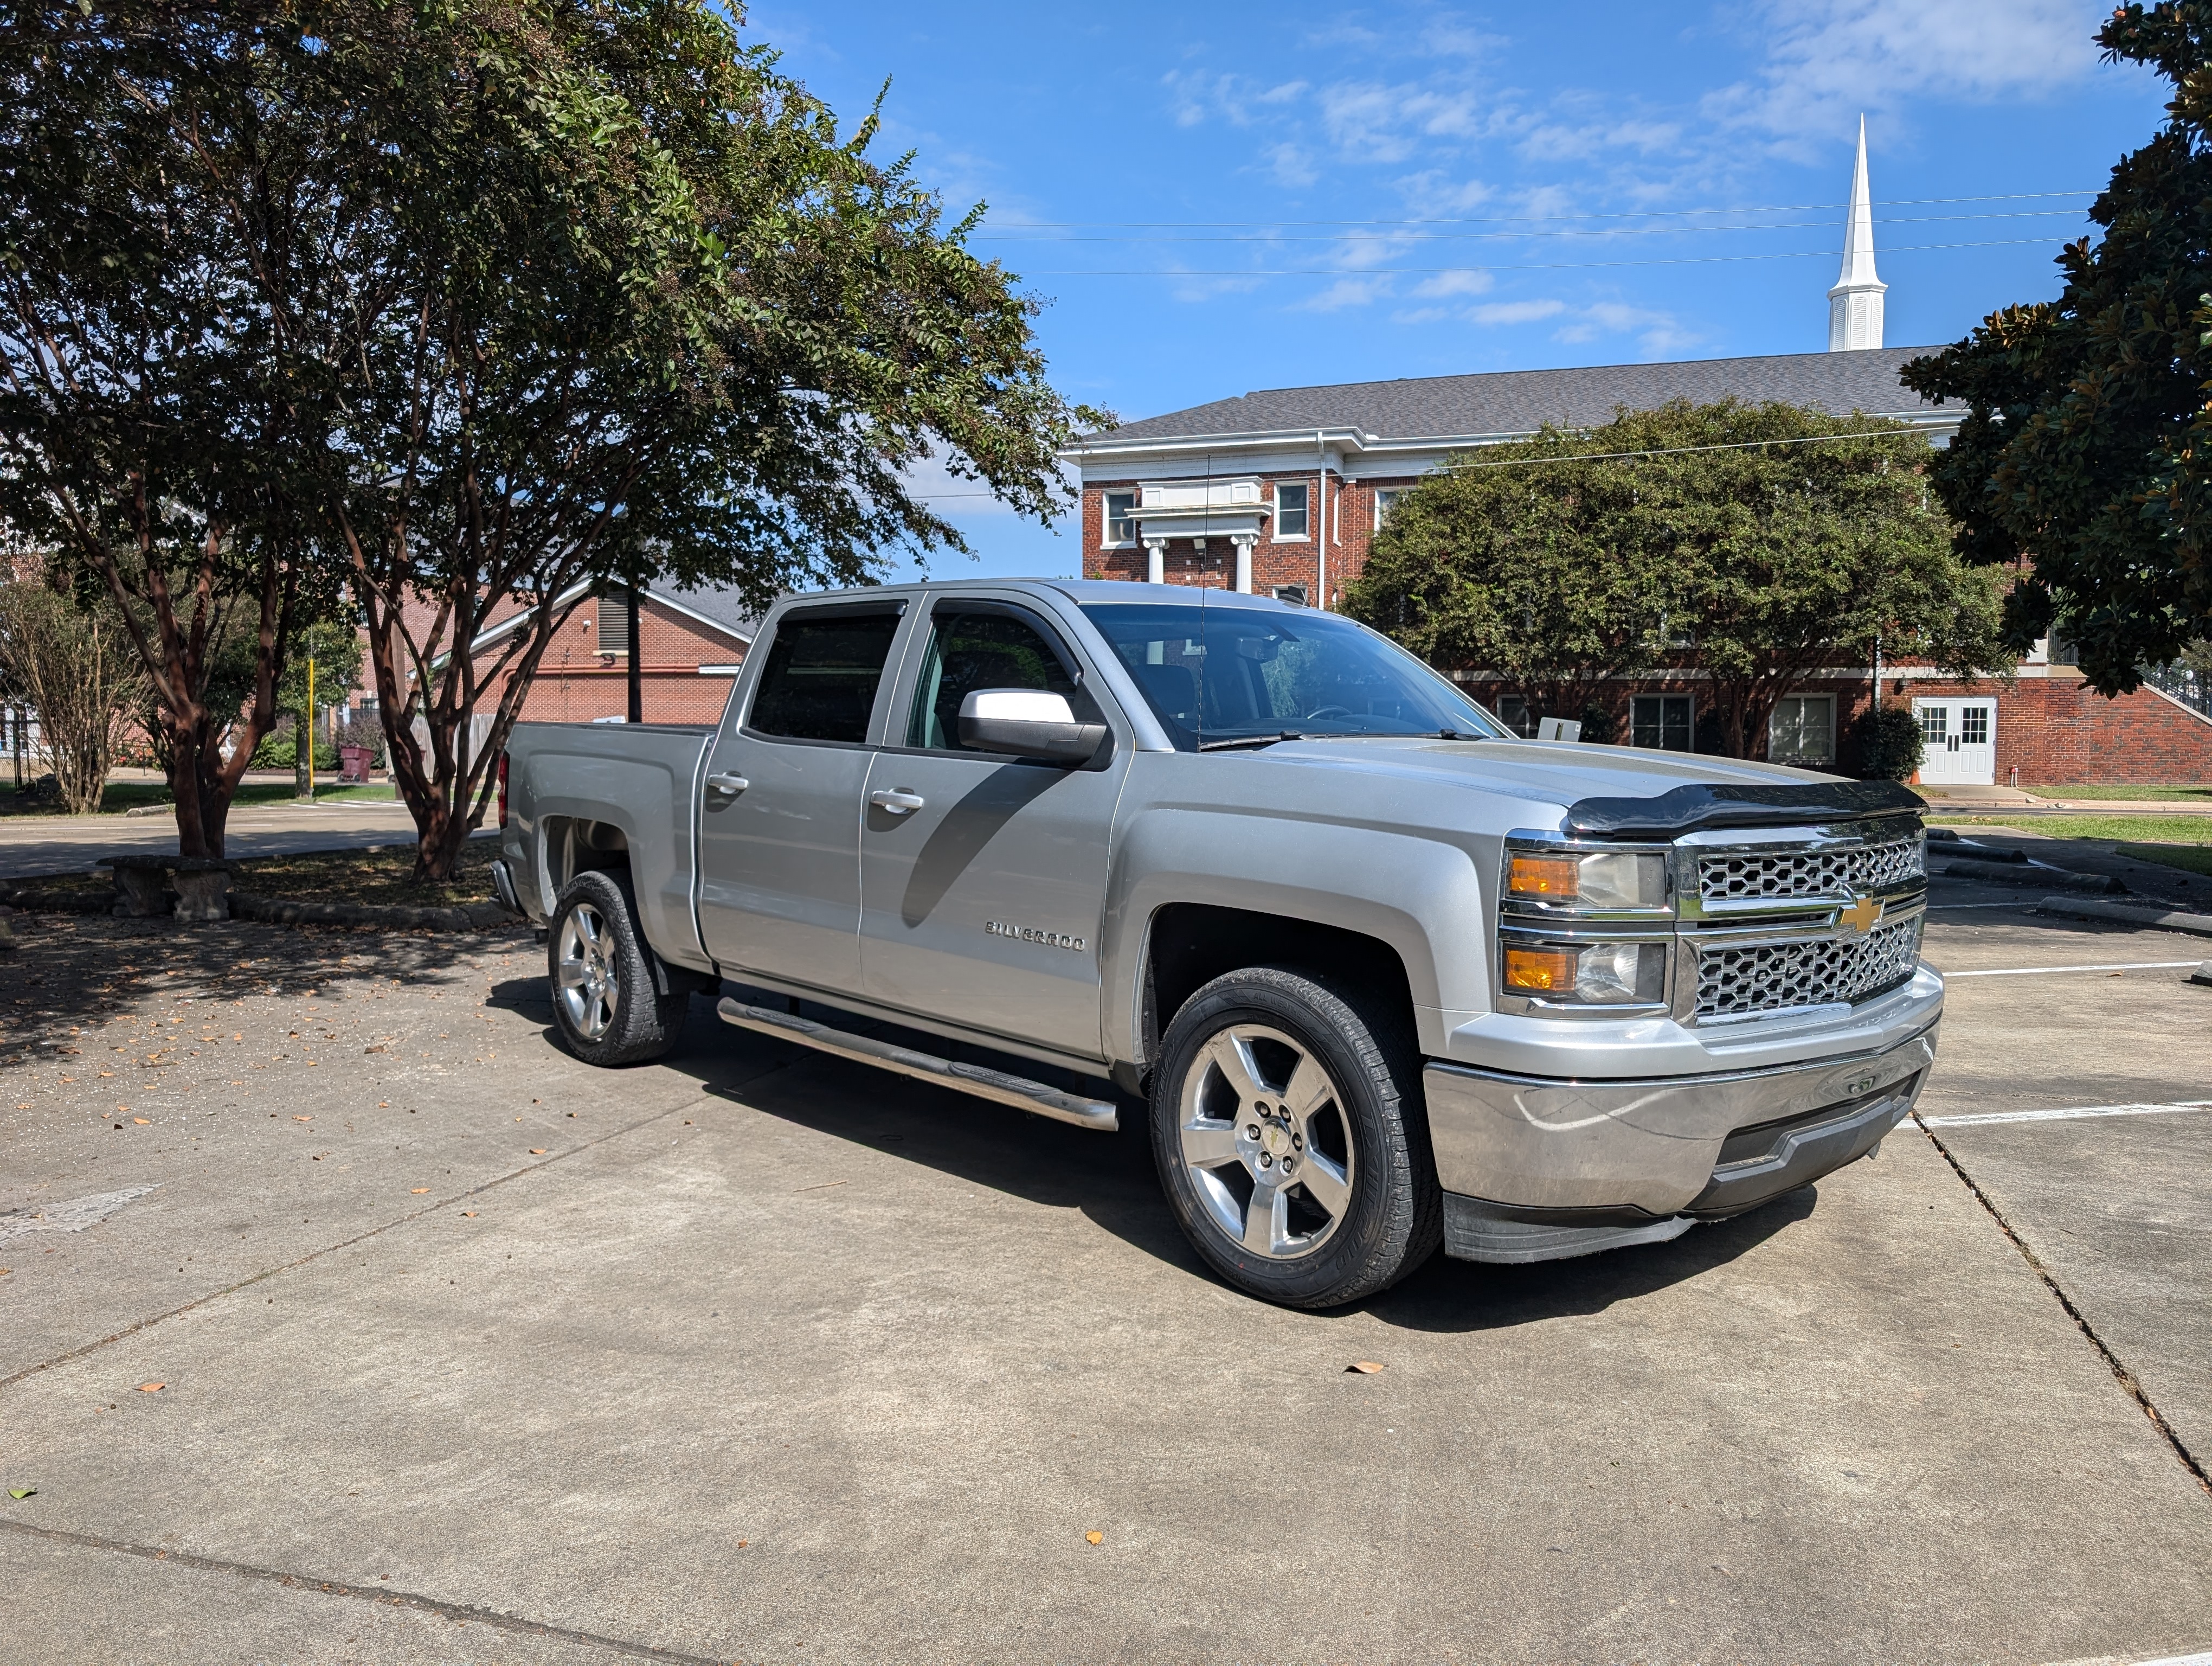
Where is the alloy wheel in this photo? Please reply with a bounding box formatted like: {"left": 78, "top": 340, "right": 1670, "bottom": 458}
{"left": 1178, "top": 1023, "right": 1355, "bottom": 1260}
{"left": 555, "top": 901, "right": 618, "bottom": 1040}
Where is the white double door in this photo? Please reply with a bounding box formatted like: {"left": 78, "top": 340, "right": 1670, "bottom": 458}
{"left": 1915, "top": 697, "right": 1997, "bottom": 785}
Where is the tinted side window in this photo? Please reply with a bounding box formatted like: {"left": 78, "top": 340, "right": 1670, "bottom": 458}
{"left": 748, "top": 611, "right": 902, "bottom": 744}
{"left": 906, "top": 609, "right": 1094, "bottom": 751}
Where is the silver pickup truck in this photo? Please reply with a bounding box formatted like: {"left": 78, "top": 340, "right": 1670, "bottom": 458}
{"left": 493, "top": 579, "right": 1941, "bottom": 1308}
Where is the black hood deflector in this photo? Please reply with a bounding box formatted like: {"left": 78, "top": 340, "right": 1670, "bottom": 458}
{"left": 1561, "top": 779, "right": 1925, "bottom": 838}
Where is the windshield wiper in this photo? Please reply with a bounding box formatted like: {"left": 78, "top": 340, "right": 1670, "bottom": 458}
{"left": 1437, "top": 728, "right": 1490, "bottom": 741}
{"left": 1197, "top": 731, "right": 1304, "bottom": 752}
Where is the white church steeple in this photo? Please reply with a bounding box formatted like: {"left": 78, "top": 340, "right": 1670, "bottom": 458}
{"left": 1828, "top": 115, "right": 1886, "bottom": 351}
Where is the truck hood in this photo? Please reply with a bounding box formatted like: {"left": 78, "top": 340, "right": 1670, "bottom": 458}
{"left": 1229, "top": 737, "right": 1919, "bottom": 833}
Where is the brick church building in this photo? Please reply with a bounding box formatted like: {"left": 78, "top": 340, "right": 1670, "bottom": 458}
{"left": 1066, "top": 129, "right": 2212, "bottom": 788}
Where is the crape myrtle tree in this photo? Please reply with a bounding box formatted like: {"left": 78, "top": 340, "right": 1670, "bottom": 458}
{"left": 1348, "top": 400, "right": 2011, "bottom": 759}
{"left": 0, "top": 1, "right": 358, "bottom": 857}
{"left": 1902, "top": 3, "right": 2212, "bottom": 693}
{"left": 313, "top": 1, "right": 1103, "bottom": 881}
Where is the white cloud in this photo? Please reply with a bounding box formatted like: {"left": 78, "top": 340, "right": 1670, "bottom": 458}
{"left": 1710, "top": 0, "right": 2106, "bottom": 146}
{"left": 1320, "top": 80, "right": 1486, "bottom": 164}
{"left": 1295, "top": 277, "right": 1393, "bottom": 312}
{"left": 1263, "top": 142, "right": 1319, "bottom": 188}
{"left": 1411, "top": 268, "right": 1495, "bottom": 299}
{"left": 1469, "top": 299, "right": 1567, "bottom": 326}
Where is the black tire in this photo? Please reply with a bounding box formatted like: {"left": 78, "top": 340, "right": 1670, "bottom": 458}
{"left": 1150, "top": 965, "right": 1442, "bottom": 1309}
{"left": 546, "top": 869, "right": 688, "bottom": 1066}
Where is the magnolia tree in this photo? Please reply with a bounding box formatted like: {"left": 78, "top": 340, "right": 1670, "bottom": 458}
{"left": 1904, "top": 3, "right": 2212, "bottom": 691}
{"left": 1348, "top": 400, "right": 2012, "bottom": 760}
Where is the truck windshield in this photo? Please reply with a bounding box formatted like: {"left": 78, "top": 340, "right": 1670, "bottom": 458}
{"left": 1079, "top": 601, "right": 1510, "bottom": 751}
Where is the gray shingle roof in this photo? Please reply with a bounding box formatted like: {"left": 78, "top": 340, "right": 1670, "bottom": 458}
{"left": 1088, "top": 346, "right": 1949, "bottom": 444}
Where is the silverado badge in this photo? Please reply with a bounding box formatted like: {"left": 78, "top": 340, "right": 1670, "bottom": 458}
{"left": 1839, "top": 893, "right": 1885, "bottom": 935}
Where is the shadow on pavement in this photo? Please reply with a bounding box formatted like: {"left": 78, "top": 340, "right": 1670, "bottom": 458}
{"left": 532, "top": 977, "right": 1826, "bottom": 1328}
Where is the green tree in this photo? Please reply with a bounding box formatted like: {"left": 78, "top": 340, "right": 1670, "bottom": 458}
{"left": 1342, "top": 420, "right": 1677, "bottom": 728}
{"left": 1349, "top": 400, "right": 2011, "bottom": 758}
{"left": 0, "top": 575, "right": 149, "bottom": 812}
{"left": 305, "top": 1, "right": 1102, "bottom": 879}
{"left": 1901, "top": 3, "right": 2212, "bottom": 693}
{"left": 0, "top": 0, "right": 352, "bottom": 856}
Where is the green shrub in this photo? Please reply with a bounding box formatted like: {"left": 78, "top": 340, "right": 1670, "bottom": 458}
{"left": 1853, "top": 706, "right": 1925, "bottom": 781}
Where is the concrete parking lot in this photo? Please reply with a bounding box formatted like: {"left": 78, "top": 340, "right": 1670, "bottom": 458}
{"left": 1, "top": 877, "right": 2208, "bottom": 1664}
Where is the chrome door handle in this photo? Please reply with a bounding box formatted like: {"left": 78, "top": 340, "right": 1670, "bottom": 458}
{"left": 705, "top": 772, "right": 750, "bottom": 796}
{"left": 869, "top": 787, "right": 926, "bottom": 815}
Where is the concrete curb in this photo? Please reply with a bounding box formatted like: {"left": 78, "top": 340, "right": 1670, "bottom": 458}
{"left": 0, "top": 885, "right": 118, "bottom": 914}
{"left": 228, "top": 893, "right": 519, "bottom": 932}
{"left": 0, "top": 882, "right": 519, "bottom": 933}
{"left": 1939, "top": 858, "right": 2125, "bottom": 893}
{"left": 2037, "top": 895, "right": 2212, "bottom": 939}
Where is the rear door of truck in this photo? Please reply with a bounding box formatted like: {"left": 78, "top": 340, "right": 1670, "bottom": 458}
{"left": 693, "top": 598, "right": 910, "bottom": 994}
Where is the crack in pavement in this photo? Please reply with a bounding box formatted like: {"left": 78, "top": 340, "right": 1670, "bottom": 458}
{"left": 0, "top": 1058, "right": 793, "bottom": 1395}
{"left": 1911, "top": 1111, "right": 2212, "bottom": 1497}
{"left": 0, "top": 1517, "right": 730, "bottom": 1664}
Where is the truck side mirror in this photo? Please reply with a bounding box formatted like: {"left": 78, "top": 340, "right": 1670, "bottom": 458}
{"left": 958, "top": 689, "right": 1108, "bottom": 766}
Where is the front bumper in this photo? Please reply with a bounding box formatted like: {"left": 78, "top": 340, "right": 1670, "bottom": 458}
{"left": 1424, "top": 1012, "right": 1938, "bottom": 1260}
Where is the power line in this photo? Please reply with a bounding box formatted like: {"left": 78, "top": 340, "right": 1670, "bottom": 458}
{"left": 1006, "top": 234, "right": 2073, "bottom": 278}
{"left": 977, "top": 208, "right": 2093, "bottom": 245}
{"left": 1438, "top": 428, "right": 1938, "bottom": 472}
{"left": 973, "top": 189, "right": 2099, "bottom": 233}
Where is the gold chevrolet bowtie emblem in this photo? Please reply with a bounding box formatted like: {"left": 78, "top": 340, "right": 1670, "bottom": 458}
{"left": 1839, "top": 894, "right": 1885, "bottom": 935}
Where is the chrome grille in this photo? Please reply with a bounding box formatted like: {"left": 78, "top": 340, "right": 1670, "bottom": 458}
{"left": 1696, "top": 918, "right": 1923, "bottom": 1019}
{"left": 1699, "top": 837, "right": 1923, "bottom": 903}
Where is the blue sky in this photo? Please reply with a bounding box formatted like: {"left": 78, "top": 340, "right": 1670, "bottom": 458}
{"left": 745, "top": 1, "right": 2169, "bottom": 580}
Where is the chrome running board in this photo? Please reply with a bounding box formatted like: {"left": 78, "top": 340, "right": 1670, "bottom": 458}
{"left": 716, "top": 997, "right": 1119, "bottom": 1132}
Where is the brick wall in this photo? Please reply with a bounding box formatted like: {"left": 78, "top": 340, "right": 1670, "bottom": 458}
{"left": 505, "top": 596, "right": 745, "bottom": 726}
{"left": 1081, "top": 471, "right": 1424, "bottom": 604}
{"left": 1909, "top": 675, "right": 2212, "bottom": 787}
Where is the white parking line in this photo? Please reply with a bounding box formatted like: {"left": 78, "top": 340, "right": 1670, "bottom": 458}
{"left": 1921, "top": 1100, "right": 2212, "bottom": 1129}
{"left": 1944, "top": 961, "right": 2203, "bottom": 978}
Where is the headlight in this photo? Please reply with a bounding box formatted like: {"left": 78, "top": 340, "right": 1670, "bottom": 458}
{"left": 1505, "top": 847, "right": 1668, "bottom": 911}
{"left": 1502, "top": 940, "right": 1669, "bottom": 1006}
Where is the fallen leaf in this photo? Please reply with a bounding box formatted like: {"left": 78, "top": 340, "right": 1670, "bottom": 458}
{"left": 529, "top": 1148, "right": 547, "bottom": 1155}
{"left": 138, "top": 1382, "right": 164, "bottom": 1393}
{"left": 410, "top": 1188, "right": 430, "bottom": 1195}
{"left": 461, "top": 1211, "right": 477, "bottom": 1218}
{"left": 1085, "top": 1531, "right": 1103, "bottom": 1545}
{"left": 736, "top": 1538, "right": 749, "bottom": 1548}
{"left": 364, "top": 1044, "right": 387, "bottom": 1054}
{"left": 1346, "top": 1361, "right": 1384, "bottom": 1374}
{"left": 292, "top": 1115, "right": 312, "bottom": 1123}
{"left": 132, "top": 1117, "right": 150, "bottom": 1126}
{"left": 7, "top": 1488, "right": 33, "bottom": 1500}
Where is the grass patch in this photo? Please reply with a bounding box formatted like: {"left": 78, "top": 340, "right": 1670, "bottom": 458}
{"left": 0, "top": 778, "right": 395, "bottom": 817}
{"left": 2032, "top": 783, "right": 2212, "bottom": 802}
{"left": 2115, "top": 842, "right": 2212, "bottom": 878}
{"left": 1932, "top": 813, "right": 2212, "bottom": 844}
{"left": 232, "top": 838, "right": 494, "bottom": 909}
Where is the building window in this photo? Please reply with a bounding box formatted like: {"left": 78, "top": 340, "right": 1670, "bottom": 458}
{"left": 1631, "top": 694, "right": 1694, "bottom": 752}
{"left": 1103, "top": 491, "right": 1136, "bottom": 546}
{"left": 1373, "top": 488, "right": 1407, "bottom": 531}
{"left": 1274, "top": 482, "right": 1309, "bottom": 539}
{"left": 1918, "top": 704, "right": 1947, "bottom": 745}
{"left": 1769, "top": 694, "right": 1835, "bottom": 765}
{"left": 596, "top": 592, "right": 632, "bottom": 656}
{"left": 1494, "top": 694, "right": 1538, "bottom": 738}
{"left": 1959, "top": 704, "right": 1990, "bottom": 746}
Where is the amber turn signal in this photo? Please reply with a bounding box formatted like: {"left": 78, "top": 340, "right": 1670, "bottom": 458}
{"left": 1504, "top": 946, "right": 1579, "bottom": 992}
{"left": 1508, "top": 855, "right": 1580, "bottom": 900}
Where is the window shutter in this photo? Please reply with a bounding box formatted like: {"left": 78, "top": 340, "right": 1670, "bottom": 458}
{"left": 596, "top": 593, "right": 631, "bottom": 655}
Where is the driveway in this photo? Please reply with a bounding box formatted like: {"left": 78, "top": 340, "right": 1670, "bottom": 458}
{"left": 0, "top": 888, "right": 2207, "bottom": 1664}
{"left": 0, "top": 802, "right": 479, "bottom": 881}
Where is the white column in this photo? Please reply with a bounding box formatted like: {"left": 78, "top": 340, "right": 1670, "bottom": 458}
{"left": 1233, "top": 535, "right": 1254, "bottom": 594}
{"left": 1143, "top": 538, "right": 1166, "bottom": 585}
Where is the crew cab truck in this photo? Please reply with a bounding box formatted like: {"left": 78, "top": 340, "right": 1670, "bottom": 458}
{"left": 494, "top": 580, "right": 1941, "bottom": 1309}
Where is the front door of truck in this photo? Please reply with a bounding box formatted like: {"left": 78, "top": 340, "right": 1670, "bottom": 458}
{"left": 696, "top": 601, "right": 908, "bottom": 994}
{"left": 858, "top": 598, "right": 1128, "bottom": 1059}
